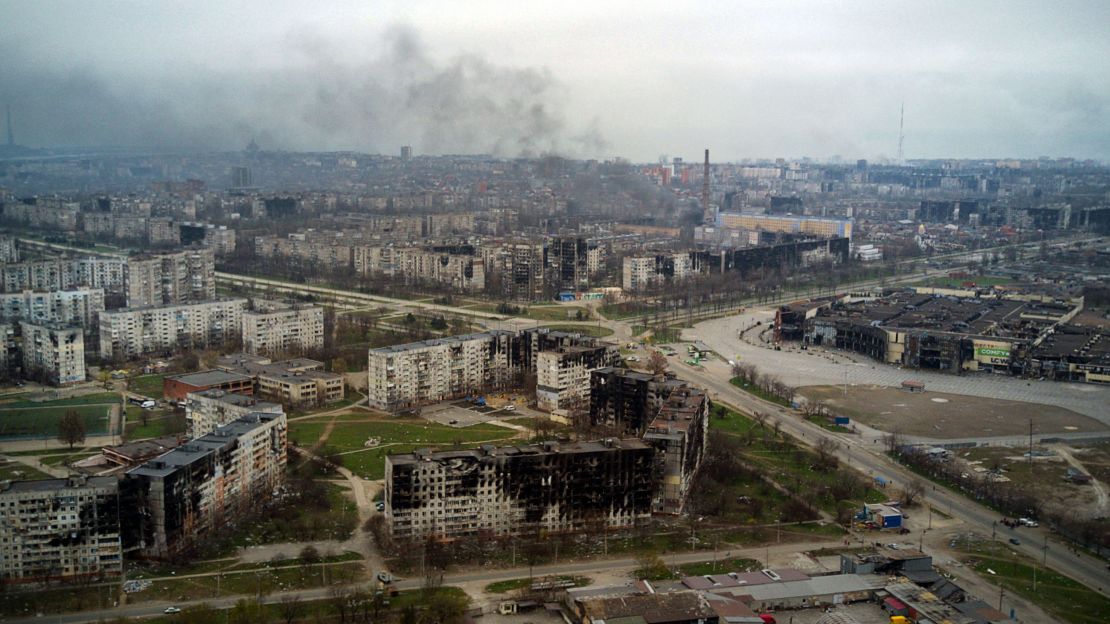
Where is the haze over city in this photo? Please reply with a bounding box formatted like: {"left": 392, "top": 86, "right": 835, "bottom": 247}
{"left": 3, "top": 0, "right": 1109, "bottom": 160}
{"left": 1, "top": 3, "right": 1110, "bottom": 624}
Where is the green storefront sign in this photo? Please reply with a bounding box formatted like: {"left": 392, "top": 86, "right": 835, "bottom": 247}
{"left": 976, "top": 346, "right": 1010, "bottom": 358}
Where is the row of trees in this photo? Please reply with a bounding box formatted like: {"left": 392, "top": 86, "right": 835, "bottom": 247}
{"left": 731, "top": 362, "right": 794, "bottom": 404}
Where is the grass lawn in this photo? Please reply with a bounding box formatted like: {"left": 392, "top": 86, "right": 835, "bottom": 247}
{"left": 124, "top": 407, "right": 185, "bottom": 440}
{"left": 0, "top": 461, "right": 53, "bottom": 480}
{"left": 0, "top": 404, "right": 111, "bottom": 438}
{"left": 524, "top": 305, "right": 588, "bottom": 321}
{"left": 1, "top": 584, "right": 121, "bottom": 618}
{"left": 40, "top": 451, "right": 98, "bottom": 467}
{"left": 540, "top": 323, "right": 614, "bottom": 338}
{"left": 0, "top": 392, "right": 119, "bottom": 408}
{"left": 289, "top": 417, "right": 519, "bottom": 480}
{"left": 127, "top": 561, "right": 364, "bottom": 605}
{"left": 129, "top": 374, "right": 166, "bottom": 398}
{"left": 952, "top": 537, "right": 1110, "bottom": 624}
{"left": 729, "top": 377, "right": 793, "bottom": 407}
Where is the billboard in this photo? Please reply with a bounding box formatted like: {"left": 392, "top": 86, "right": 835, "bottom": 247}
{"left": 974, "top": 342, "right": 1011, "bottom": 365}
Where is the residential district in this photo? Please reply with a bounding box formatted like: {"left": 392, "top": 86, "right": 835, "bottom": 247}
{"left": 0, "top": 149, "right": 1108, "bottom": 624}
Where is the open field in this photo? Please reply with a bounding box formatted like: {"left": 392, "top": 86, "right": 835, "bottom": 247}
{"left": 128, "top": 374, "right": 167, "bottom": 398}
{"left": 798, "top": 384, "right": 1105, "bottom": 438}
{"left": 0, "top": 460, "right": 52, "bottom": 480}
{"left": 0, "top": 403, "right": 112, "bottom": 438}
{"left": 959, "top": 446, "right": 1105, "bottom": 515}
{"left": 950, "top": 534, "right": 1110, "bottom": 624}
{"left": 289, "top": 414, "right": 520, "bottom": 479}
{"left": 540, "top": 323, "right": 614, "bottom": 338}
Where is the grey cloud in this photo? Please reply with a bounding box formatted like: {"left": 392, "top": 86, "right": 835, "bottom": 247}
{"left": 0, "top": 25, "right": 605, "bottom": 157}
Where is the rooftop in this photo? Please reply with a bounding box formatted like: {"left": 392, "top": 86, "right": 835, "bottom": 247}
{"left": 388, "top": 438, "right": 650, "bottom": 467}
{"left": 0, "top": 475, "right": 118, "bottom": 494}
{"left": 169, "top": 369, "right": 253, "bottom": 387}
{"left": 128, "top": 412, "right": 283, "bottom": 479}
{"left": 369, "top": 330, "right": 515, "bottom": 354}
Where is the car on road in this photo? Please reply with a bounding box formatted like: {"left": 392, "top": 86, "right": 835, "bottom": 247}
{"left": 377, "top": 571, "right": 393, "bottom": 584}
{"left": 503, "top": 404, "right": 515, "bottom": 411}
{"left": 1009, "top": 538, "right": 1021, "bottom": 545}
{"left": 448, "top": 419, "right": 458, "bottom": 425}
{"left": 164, "top": 606, "right": 181, "bottom": 614}
{"left": 1019, "top": 517, "right": 1038, "bottom": 527}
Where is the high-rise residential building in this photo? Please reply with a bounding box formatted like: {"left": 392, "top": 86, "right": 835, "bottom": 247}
{"left": 184, "top": 389, "right": 283, "bottom": 438}
{"left": 0, "top": 236, "right": 18, "bottom": 263}
{"left": 0, "top": 476, "right": 122, "bottom": 584}
{"left": 0, "top": 288, "right": 104, "bottom": 333}
{"left": 124, "top": 412, "right": 287, "bottom": 558}
{"left": 642, "top": 384, "right": 709, "bottom": 514}
{"left": 178, "top": 222, "right": 237, "bottom": 255}
{"left": 548, "top": 237, "right": 590, "bottom": 292}
{"left": 20, "top": 321, "right": 85, "bottom": 386}
{"left": 535, "top": 344, "right": 620, "bottom": 413}
{"left": 98, "top": 298, "right": 246, "bottom": 360}
{"left": 622, "top": 254, "right": 695, "bottom": 291}
{"left": 241, "top": 303, "right": 324, "bottom": 356}
{"left": 367, "top": 331, "right": 518, "bottom": 411}
{"left": 400, "top": 145, "right": 413, "bottom": 160}
{"left": 230, "top": 165, "right": 253, "bottom": 189}
{"left": 124, "top": 248, "right": 216, "bottom": 308}
{"left": 385, "top": 438, "right": 656, "bottom": 540}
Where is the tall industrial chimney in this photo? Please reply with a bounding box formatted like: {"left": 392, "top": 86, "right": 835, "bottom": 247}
{"left": 702, "top": 149, "right": 712, "bottom": 225}
{"left": 5, "top": 104, "right": 13, "bottom": 147}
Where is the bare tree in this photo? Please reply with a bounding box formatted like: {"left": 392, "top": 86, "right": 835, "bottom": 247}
{"left": 901, "top": 478, "right": 926, "bottom": 507}
{"left": 647, "top": 351, "right": 668, "bottom": 376}
{"left": 57, "top": 410, "right": 86, "bottom": 450}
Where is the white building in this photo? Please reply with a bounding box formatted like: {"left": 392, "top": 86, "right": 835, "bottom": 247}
{"left": 622, "top": 253, "right": 694, "bottom": 291}
{"left": 241, "top": 303, "right": 324, "bottom": 356}
{"left": 535, "top": 345, "right": 620, "bottom": 413}
{"left": 20, "top": 321, "right": 86, "bottom": 386}
{"left": 98, "top": 298, "right": 246, "bottom": 360}
{"left": 124, "top": 248, "right": 216, "bottom": 308}
{"left": 0, "top": 288, "right": 104, "bottom": 332}
{"left": 367, "top": 331, "right": 517, "bottom": 411}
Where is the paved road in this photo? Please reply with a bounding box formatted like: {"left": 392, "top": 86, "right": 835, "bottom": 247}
{"left": 670, "top": 357, "right": 1110, "bottom": 597}
{"left": 687, "top": 311, "right": 1110, "bottom": 422}
{"left": 6, "top": 540, "right": 841, "bottom": 623}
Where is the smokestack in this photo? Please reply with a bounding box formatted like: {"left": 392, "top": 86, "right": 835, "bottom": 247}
{"left": 5, "top": 104, "right": 12, "bottom": 147}
{"left": 702, "top": 148, "right": 712, "bottom": 225}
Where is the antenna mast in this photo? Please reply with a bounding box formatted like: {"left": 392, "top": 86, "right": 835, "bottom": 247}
{"left": 897, "top": 103, "right": 904, "bottom": 164}
{"left": 702, "top": 149, "right": 712, "bottom": 224}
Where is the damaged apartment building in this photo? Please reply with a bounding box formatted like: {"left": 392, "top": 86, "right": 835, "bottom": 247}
{"left": 385, "top": 439, "right": 657, "bottom": 540}
{"left": 367, "top": 328, "right": 617, "bottom": 412}
{"left": 591, "top": 368, "right": 710, "bottom": 514}
{"left": 122, "top": 412, "right": 287, "bottom": 558}
{"left": 799, "top": 289, "right": 1083, "bottom": 376}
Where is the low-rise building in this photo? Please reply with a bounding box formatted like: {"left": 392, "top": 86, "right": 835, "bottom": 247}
{"left": 216, "top": 354, "right": 345, "bottom": 407}
{"left": 0, "top": 476, "right": 122, "bottom": 584}
{"left": 20, "top": 321, "right": 85, "bottom": 386}
{"left": 163, "top": 369, "right": 254, "bottom": 402}
{"left": 123, "top": 412, "right": 287, "bottom": 558}
{"left": 185, "top": 389, "right": 283, "bottom": 438}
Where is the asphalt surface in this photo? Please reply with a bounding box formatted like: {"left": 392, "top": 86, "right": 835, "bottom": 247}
{"left": 671, "top": 356, "right": 1110, "bottom": 597}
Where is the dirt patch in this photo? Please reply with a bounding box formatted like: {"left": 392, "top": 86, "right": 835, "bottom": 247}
{"left": 798, "top": 385, "right": 1106, "bottom": 439}
{"left": 958, "top": 446, "right": 1101, "bottom": 516}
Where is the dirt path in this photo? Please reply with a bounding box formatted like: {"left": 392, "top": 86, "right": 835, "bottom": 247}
{"left": 1052, "top": 444, "right": 1109, "bottom": 517}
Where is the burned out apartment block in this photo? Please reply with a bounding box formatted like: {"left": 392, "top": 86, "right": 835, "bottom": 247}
{"left": 367, "top": 328, "right": 617, "bottom": 412}
{"left": 0, "top": 476, "right": 122, "bottom": 584}
{"left": 385, "top": 438, "right": 657, "bottom": 540}
{"left": 591, "top": 368, "right": 710, "bottom": 514}
{"left": 122, "top": 412, "right": 287, "bottom": 558}
{"left": 184, "top": 388, "right": 283, "bottom": 438}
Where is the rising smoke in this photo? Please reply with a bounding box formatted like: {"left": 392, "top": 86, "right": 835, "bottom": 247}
{"left": 0, "top": 25, "right": 606, "bottom": 157}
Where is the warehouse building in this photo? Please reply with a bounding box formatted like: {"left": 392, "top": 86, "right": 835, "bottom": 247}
{"left": 123, "top": 412, "right": 287, "bottom": 558}
{"left": 0, "top": 475, "right": 122, "bottom": 584}
{"left": 385, "top": 438, "right": 657, "bottom": 540}
{"left": 163, "top": 369, "right": 254, "bottom": 402}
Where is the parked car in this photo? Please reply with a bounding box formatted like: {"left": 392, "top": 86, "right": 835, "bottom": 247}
{"left": 1009, "top": 537, "right": 1021, "bottom": 545}
{"left": 164, "top": 606, "right": 181, "bottom": 614}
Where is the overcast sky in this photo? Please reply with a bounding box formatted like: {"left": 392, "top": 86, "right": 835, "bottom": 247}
{"left": 2, "top": 1, "right": 1109, "bottom": 162}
